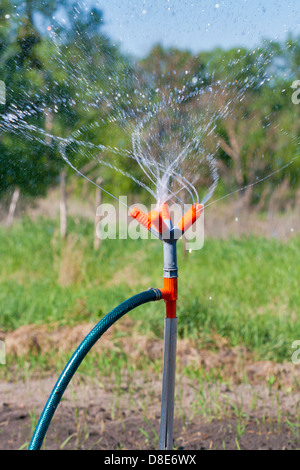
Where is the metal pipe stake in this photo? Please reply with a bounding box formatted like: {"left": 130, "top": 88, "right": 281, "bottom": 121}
{"left": 159, "top": 317, "right": 177, "bottom": 450}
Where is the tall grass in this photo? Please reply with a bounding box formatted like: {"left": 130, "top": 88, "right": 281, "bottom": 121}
{"left": 0, "top": 216, "right": 299, "bottom": 361}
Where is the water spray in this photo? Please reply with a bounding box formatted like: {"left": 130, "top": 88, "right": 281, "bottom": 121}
{"left": 28, "top": 201, "right": 202, "bottom": 451}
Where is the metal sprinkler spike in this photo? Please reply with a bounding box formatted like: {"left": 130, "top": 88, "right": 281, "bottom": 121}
{"left": 130, "top": 201, "right": 203, "bottom": 450}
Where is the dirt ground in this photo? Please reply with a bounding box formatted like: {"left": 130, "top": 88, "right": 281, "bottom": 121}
{"left": 1, "top": 322, "right": 300, "bottom": 450}
{"left": 1, "top": 373, "right": 300, "bottom": 450}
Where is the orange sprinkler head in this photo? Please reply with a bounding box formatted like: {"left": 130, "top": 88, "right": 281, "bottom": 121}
{"left": 129, "top": 207, "right": 151, "bottom": 231}
{"left": 130, "top": 202, "right": 203, "bottom": 241}
{"left": 130, "top": 205, "right": 169, "bottom": 236}
{"left": 177, "top": 203, "right": 203, "bottom": 234}
{"left": 161, "top": 202, "right": 171, "bottom": 222}
{"left": 148, "top": 210, "right": 168, "bottom": 234}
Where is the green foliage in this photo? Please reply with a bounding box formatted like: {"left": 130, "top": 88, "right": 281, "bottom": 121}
{"left": 0, "top": 217, "right": 299, "bottom": 362}
{"left": 0, "top": 1, "right": 134, "bottom": 201}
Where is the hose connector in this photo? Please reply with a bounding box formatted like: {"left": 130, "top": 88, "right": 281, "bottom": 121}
{"left": 159, "top": 277, "right": 178, "bottom": 319}
{"left": 148, "top": 287, "right": 163, "bottom": 301}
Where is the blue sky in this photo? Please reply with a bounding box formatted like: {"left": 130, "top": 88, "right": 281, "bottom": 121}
{"left": 91, "top": 0, "right": 300, "bottom": 57}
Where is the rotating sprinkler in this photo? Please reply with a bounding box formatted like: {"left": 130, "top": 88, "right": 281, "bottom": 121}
{"left": 130, "top": 202, "right": 203, "bottom": 450}
{"left": 28, "top": 202, "right": 203, "bottom": 451}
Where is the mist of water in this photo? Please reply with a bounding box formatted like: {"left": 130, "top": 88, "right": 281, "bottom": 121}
{"left": 0, "top": 8, "right": 299, "bottom": 214}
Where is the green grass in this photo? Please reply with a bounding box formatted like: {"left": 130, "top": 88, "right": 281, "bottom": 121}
{"left": 0, "top": 215, "right": 299, "bottom": 362}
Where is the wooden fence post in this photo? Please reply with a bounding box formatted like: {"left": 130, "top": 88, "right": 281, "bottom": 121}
{"left": 94, "top": 177, "right": 103, "bottom": 250}
{"left": 60, "top": 170, "right": 67, "bottom": 239}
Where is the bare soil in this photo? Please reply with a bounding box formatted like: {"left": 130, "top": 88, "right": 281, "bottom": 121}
{"left": 1, "top": 374, "right": 300, "bottom": 450}
{"left": 1, "top": 322, "right": 300, "bottom": 450}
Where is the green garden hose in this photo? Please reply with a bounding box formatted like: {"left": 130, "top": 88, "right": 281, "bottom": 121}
{"left": 28, "top": 288, "right": 161, "bottom": 450}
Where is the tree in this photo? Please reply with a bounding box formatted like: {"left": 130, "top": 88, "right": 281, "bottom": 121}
{"left": 202, "top": 43, "right": 300, "bottom": 208}
{"left": 0, "top": 1, "right": 133, "bottom": 217}
{"left": 0, "top": 1, "right": 62, "bottom": 205}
